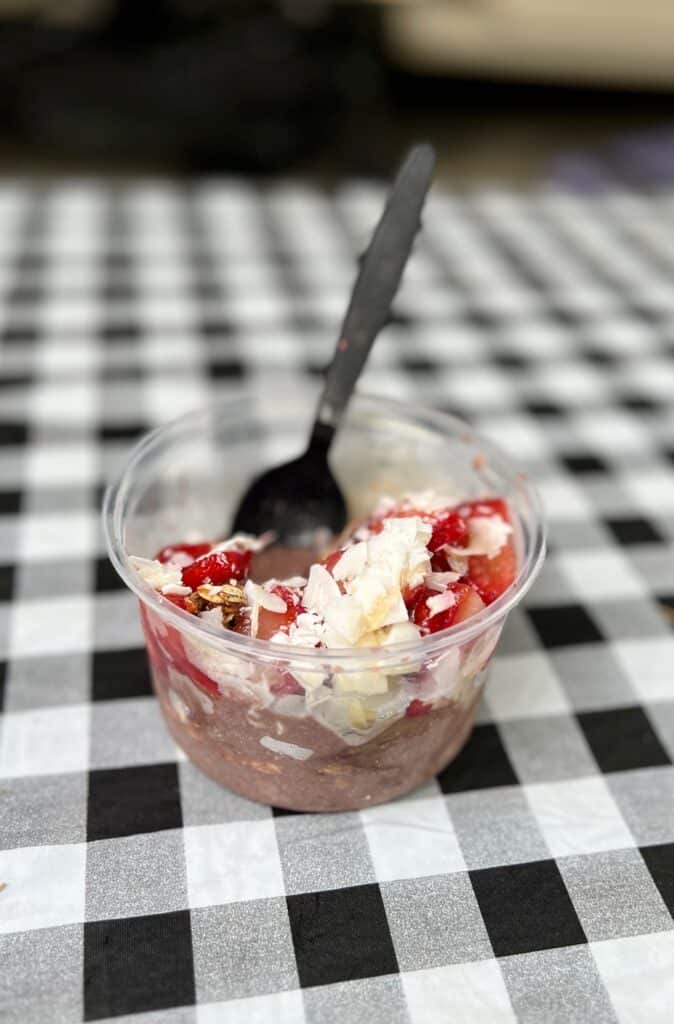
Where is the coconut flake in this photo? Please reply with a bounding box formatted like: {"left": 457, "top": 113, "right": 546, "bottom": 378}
{"left": 244, "top": 580, "right": 287, "bottom": 613}
{"left": 130, "top": 556, "right": 185, "bottom": 593}
{"left": 303, "top": 564, "right": 342, "bottom": 616}
{"left": 426, "top": 590, "right": 457, "bottom": 619}
{"left": 424, "top": 571, "right": 461, "bottom": 592}
{"left": 211, "top": 531, "right": 274, "bottom": 554}
{"left": 259, "top": 735, "right": 313, "bottom": 760}
{"left": 445, "top": 514, "right": 512, "bottom": 560}
{"left": 332, "top": 542, "right": 368, "bottom": 581}
{"left": 161, "top": 583, "right": 192, "bottom": 596}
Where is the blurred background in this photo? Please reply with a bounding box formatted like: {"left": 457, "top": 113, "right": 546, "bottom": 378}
{"left": 0, "top": 0, "right": 672, "bottom": 187}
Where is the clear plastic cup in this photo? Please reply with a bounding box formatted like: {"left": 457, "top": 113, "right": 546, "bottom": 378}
{"left": 104, "top": 390, "right": 545, "bottom": 812}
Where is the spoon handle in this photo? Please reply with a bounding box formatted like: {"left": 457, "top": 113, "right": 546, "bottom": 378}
{"left": 310, "top": 143, "right": 436, "bottom": 449}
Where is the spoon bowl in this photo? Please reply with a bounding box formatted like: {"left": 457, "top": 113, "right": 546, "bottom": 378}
{"left": 229, "top": 143, "right": 436, "bottom": 560}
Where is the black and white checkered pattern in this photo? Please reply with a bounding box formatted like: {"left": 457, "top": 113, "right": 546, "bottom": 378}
{"left": 1, "top": 182, "right": 674, "bottom": 1023}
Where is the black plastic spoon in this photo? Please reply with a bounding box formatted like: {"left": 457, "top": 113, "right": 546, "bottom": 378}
{"left": 231, "top": 143, "right": 436, "bottom": 577}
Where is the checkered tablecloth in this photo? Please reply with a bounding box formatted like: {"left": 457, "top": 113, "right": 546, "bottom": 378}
{"left": 1, "top": 181, "right": 673, "bottom": 1023}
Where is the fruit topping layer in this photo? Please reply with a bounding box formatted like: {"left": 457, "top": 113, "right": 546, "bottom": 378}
{"left": 131, "top": 492, "right": 517, "bottom": 650}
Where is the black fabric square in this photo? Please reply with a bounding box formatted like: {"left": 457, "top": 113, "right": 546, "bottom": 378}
{"left": 200, "top": 318, "right": 234, "bottom": 338}
{"left": 400, "top": 356, "right": 436, "bottom": 374}
{"left": 95, "top": 556, "right": 126, "bottom": 592}
{"left": 562, "top": 454, "right": 608, "bottom": 474}
{"left": 437, "top": 723, "right": 518, "bottom": 794}
{"left": 0, "top": 565, "right": 15, "bottom": 602}
{"left": 100, "top": 321, "right": 141, "bottom": 342}
{"left": 640, "top": 844, "right": 674, "bottom": 917}
{"left": 577, "top": 707, "right": 671, "bottom": 773}
{"left": 605, "top": 517, "right": 663, "bottom": 545}
{"left": 208, "top": 360, "right": 245, "bottom": 379}
{"left": 492, "top": 352, "right": 528, "bottom": 370}
{"left": 1, "top": 324, "right": 38, "bottom": 344}
{"left": 0, "top": 490, "right": 21, "bottom": 515}
{"left": 8, "top": 284, "right": 42, "bottom": 305}
{"left": 100, "top": 282, "right": 135, "bottom": 303}
{"left": 287, "top": 884, "right": 398, "bottom": 988}
{"left": 528, "top": 605, "right": 603, "bottom": 648}
{"left": 470, "top": 860, "right": 586, "bottom": 957}
{"left": 84, "top": 911, "right": 195, "bottom": 1020}
{"left": 621, "top": 395, "right": 659, "bottom": 412}
{"left": 98, "top": 422, "right": 147, "bottom": 442}
{"left": 87, "top": 763, "right": 182, "bottom": 841}
{"left": 524, "top": 400, "right": 564, "bottom": 418}
{"left": 0, "top": 422, "right": 28, "bottom": 446}
{"left": 92, "top": 648, "right": 153, "bottom": 701}
{"left": 582, "top": 348, "right": 618, "bottom": 367}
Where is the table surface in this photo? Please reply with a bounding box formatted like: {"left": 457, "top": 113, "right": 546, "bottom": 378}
{"left": 1, "top": 182, "right": 673, "bottom": 1024}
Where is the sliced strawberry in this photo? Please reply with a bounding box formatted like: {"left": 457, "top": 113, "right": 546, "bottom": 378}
{"left": 187, "top": 663, "right": 221, "bottom": 696}
{"left": 367, "top": 504, "right": 433, "bottom": 535}
{"left": 181, "top": 549, "right": 252, "bottom": 590}
{"left": 164, "top": 593, "right": 188, "bottom": 611}
{"left": 254, "top": 584, "right": 304, "bottom": 641}
{"left": 455, "top": 497, "right": 516, "bottom": 605}
{"left": 402, "top": 581, "right": 425, "bottom": 610}
{"left": 406, "top": 698, "right": 432, "bottom": 717}
{"left": 154, "top": 541, "right": 212, "bottom": 564}
{"left": 270, "top": 671, "right": 305, "bottom": 696}
{"left": 429, "top": 510, "right": 468, "bottom": 553}
{"left": 458, "top": 497, "right": 511, "bottom": 523}
{"left": 320, "top": 549, "right": 344, "bottom": 576}
{"left": 452, "top": 581, "right": 486, "bottom": 622}
{"left": 413, "top": 581, "right": 485, "bottom": 634}
{"left": 468, "top": 541, "right": 517, "bottom": 605}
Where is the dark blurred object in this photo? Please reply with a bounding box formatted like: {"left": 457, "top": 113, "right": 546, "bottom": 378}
{"left": 0, "top": 1, "right": 381, "bottom": 171}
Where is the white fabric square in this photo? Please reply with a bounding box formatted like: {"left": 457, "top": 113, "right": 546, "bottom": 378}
{"left": 536, "top": 477, "right": 592, "bottom": 521}
{"left": 28, "top": 382, "right": 98, "bottom": 428}
{"left": 184, "top": 821, "right": 285, "bottom": 909}
{"left": 402, "top": 960, "right": 516, "bottom": 1024}
{"left": 627, "top": 469, "right": 674, "bottom": 514}
{"left": 574, "top": 410, "right": 651, "bottom": 456}
{"left": 197, "top": 990, "right": 305, "bottom": 1024}
{"left": 0, "top": 843, "right": 86, "bottom": 934}
{"left": 0, "top": 704, "right": 89, "bottom": 779}
{"left": 9, "top": 595, "right": 92, "bottom": 657}
{"left": 613, "top": 638, "right": 674, "bottom": 703}
{"left": 556, "top": 550, "right": 646, "bottom": 601}
{"left": 525, "top": 776, "right": 634, "bottom": 857}
{"left": 25, "top": 442, "right": 96, "bottom": 488}
{"left": 486, "top": 652, "right": 569, "bottom": 722}
{"left": 592, "top": 931, "right": 674, "bottom": 1024}
{"left": 19, "top": 512, "right": 97, "bottom": 561}
{"left": 361, "top": 795, "right": 465, "bottom": 882}
{"left": 144, "top": 375, "right": 210, "bottom": 425}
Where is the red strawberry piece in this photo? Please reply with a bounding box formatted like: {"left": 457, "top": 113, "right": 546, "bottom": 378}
{"left": 406, "top": 698, "right": 432, "bottom": 717}
{"left": 270, "top": 671, "right": 305, "bottom": 696}
{"left": 429, "top": 510, "right": 468, "bottom": 552}
{"left": 321, "top": 549, "right": 344, "bottom": 576}
{"left": 164, "top": 593, "right": 188, "bottom": 611}
{"left": 455, "top": 497, "right": 517, "bottom": 605}
{"left": 457, "top": 497, "right": 511, "bottom": 523}
{"left": 181, "top": 549, "right": 252, "bottom": 590}
{"left": 402, "top": 582, "right": 426, "bottom": 610}
{"left": 413, "top": 581, "right": 485, "bottom": 634}
{"left": 154, "top": 541, "right": 212, "bottom": 564}
{"left": 452, "top": 581, "right": 486, "bottom": 622}
{"left": 187, "top": 663, "right": 221, "bottom": 696}
{"left": 255, "top": 584, "right": 304, "bottom": 641}
{"left": 467, "top": 541, "right": 517, "bottom": 605}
